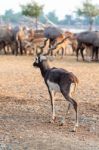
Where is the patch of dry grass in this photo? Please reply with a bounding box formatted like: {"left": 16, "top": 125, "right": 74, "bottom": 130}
{"left": 0, "top": 55, "right": 99, "bottom": 150}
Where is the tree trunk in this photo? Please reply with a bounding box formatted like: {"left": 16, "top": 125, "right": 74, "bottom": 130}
{"left": 35, "top": 17, "right": 38, "bottom": 30}
{"left": 89, "top": 23, "right": 93, "bottom": 31}
{"left": 89, "top": 18, "right": 94, "bottom": 31}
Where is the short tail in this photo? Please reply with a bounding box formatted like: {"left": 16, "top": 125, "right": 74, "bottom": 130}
{"left": 70, "top": 73, "right": 79, "bottom": 96}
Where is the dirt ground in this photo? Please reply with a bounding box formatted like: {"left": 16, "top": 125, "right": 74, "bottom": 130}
{"left": 0, "top": 55, "right": 99, "bottom": 150}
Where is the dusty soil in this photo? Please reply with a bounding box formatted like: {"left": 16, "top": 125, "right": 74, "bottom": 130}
{"left": 0, "top": 55, "right": 99, "bottom": 150}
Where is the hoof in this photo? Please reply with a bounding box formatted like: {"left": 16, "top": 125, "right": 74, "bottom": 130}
{"left": 70, "top": 129, "right": 76, "bottom": 132}
{"left": 49, "top": 117, "right": 56, "bottom": 123}
{"left": 72, "top": 123, "right": 79, "bottom": 132}
{"left": 59, "top": 122, "right": 64, "bottom": 126}
{"left": 59, "top": 117, "right": 65, "bottom": 126}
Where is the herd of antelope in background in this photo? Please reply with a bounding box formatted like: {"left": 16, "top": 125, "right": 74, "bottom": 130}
{"left": 0, "top": 24, "right": 99, "bottom": 62}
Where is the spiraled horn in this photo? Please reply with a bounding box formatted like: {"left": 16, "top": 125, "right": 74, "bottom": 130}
{"left": 36, "top": 46, "right": 43, "bottom": 56}
{"left": 36, "top": 38, "right": 49, "bottom": 56}
{"left": 43, "top": 35, "right": 70, "bottom": 56}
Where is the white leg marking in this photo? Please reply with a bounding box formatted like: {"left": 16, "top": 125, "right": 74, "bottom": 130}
{"left": 51, "top": 91, "right": 56, "bottom": 120}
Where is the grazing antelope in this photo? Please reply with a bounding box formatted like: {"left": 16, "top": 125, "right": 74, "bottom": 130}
{"left": 33, "top": 50, "right": 79, "bottom": 132}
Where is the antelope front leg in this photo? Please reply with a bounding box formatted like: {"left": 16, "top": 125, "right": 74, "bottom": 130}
{"left": 51, "top": 91, "right": 56, "bottom": 122}
{"left": 48, "top": 89, "right": 56, "bottom": 122}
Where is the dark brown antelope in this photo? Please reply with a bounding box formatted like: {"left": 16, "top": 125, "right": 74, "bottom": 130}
{"left": 33, "top": 49, "right": 79, "bottom": 131}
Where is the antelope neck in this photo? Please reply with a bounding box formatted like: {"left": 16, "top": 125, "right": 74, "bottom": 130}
{"left": 39, "top": 60, "right": 50, "bottom": 78}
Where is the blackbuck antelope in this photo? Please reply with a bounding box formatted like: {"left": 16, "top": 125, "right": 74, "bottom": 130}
{"left": 33, "top": 50, "right": 79, "bottom": 132}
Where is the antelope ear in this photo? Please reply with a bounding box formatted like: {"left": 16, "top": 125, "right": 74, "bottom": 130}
{"left": 46, "top": 56, "right": 54, "bottom": 61}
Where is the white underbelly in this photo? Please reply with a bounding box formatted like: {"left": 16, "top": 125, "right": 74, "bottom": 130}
{"left": 47, "top": 80, "right": 60, "bottom": 92}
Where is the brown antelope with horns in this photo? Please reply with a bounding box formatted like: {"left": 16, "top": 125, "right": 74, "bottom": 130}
{"left": 52, "top": 37, "right": 72, "bottom": 57}
{"left": 38, "top": 34, "right": 72, "bottom": 57}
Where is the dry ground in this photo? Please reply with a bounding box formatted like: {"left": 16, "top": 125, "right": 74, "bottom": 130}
{"left": 0, "top": 55, "right": 99, "bottom": 150}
